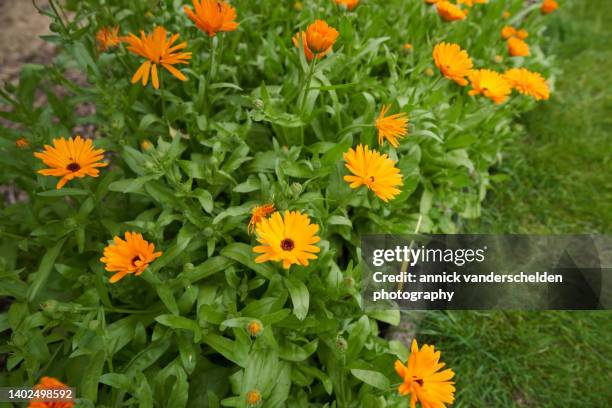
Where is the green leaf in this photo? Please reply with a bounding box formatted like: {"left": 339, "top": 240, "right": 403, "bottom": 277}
{"left": 27, "top": 238, "right": 66, "bottom": 302}
{"left": 221, "top": 243, "right": 274, "bottom": 279}
{"left": 155, "top": 315, "right": 202, "bottom": 342}
{"left": 202, "top": 334, "right": 247, "bottom": 366}
{"left": 108, "top": 176, "right": 156, "bottom": 193}
{"left": 347, "top": 315, "right": 370, "bottom": 360}
{"left": 350, "top": 369, "right": 390, "bottom": 391}
{"left": 284, "top": 276, "right": 309, "bottom": 320}
{"left": 183, "top": 256, "right": 234, "bottom": 283}
{"left": 193, "top": 188, "right": 214, "bottom": 213}
{"left": 81, "top": 351, "right": 106, "bottom": 401}
{"left": 37, "top": 188, "right": 90, "bottom": 197}
{"left": 156, "top": 286, "right": 180, "bottom": 315}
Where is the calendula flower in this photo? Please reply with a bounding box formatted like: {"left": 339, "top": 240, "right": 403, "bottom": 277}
{"left": 247, "top": 320, "right": 263, "bottom": 337}
{"left": 184, "top": 0, "right": 239, "bottom": 37}
{"left": 507, "top": 36, "right": 529, "bottom": 57}
{"left": 248, "top": 203, "right": 276, "bottom": 235}
{"left": 457, "top": 0, "right": 487, "bottom": 6}
{"left": 335, "top": 0, "right": 359, "bottom": 10}
{"left": 140, "top": 139, "right": 153, "bottom": 150}
{"left": 343, "top": 144, "right": 403, "bottom": 202}
{"left": 395, "top": 339, "right": 455, "bottom": 408}
{"left": 541, "top": 0, "right": 558, "bottom": 14}
{"left": 433, "top": 42, "right": 473, "bottom": 86}
{"left": 505, "top": 68, "right": 550, "bottom": 100}
{"left": 253, "top": 210, "right": 321, "bottom": 269}
{"left": 376, "top": 105, "right": 409, "bottom": 147}
{"left": 34, "top": 136, "right": 108, "bottom": 189}
{"left": 292, "top": 20, "right": 339, "bottom": 61}
{"left": 100, "top": 232, "right": 163, "bottom": 283}
{"left": 16, "top": 137, "right": 29, "bottom": 148}
{"left": 436, "top": 1, "right": 465, "bottom": 21}
{"left": 96, "top": 26, "right": 121, "bottom": 52}
{"left": 468, "top": 69, "right": 512, "bottom": 104}
{"left": 124, "top": 26, "right": 192, "bottom": 89}
{"left": 246, "top": 390, "right": 262, "bottom": 406}
{"left": 29, "top": 377, "right": 73, "bottom": 408}
{"left": 502, "top": 26, "right": 528, "bottom": 39}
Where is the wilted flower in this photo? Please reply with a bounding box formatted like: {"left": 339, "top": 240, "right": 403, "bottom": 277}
{"left": 335, "top": 0, "right": 359, "bottom": 10}
{"left": 505, "top": 68, "right": 550, "bottom": 100}
{"left": 248, "top": 203, "right": 275, "bottom": 235}
{"left": 124, "top": 26, "right": 192, "bottom": 89}
{"left": 436, "top": 1, "right": 466, "bottom": 21}
{"left": 343, "top": 144, "right": 403, "bottom": 202}
{"left": 433, "top": 42, "right": 473, "bottom": 86}
{"left": 376, "top": 105, "right": 409, "bottom": 147}
{"left": 507, "top": 36, "right": 529, "bottom": 57}
{"left": 468, "top": 69, "right": 512, "bottom": 104}
{"left": 29, "top": 377, "right": 73, "bottom": 408}
{"left": 100, "top": 232, "right": 163, "bottom": 283}
{"left": 96, "top": 26, "right": 121, "bottom": 52}
{"left": 541, "top": 0, "right": 558, "bottom": 14}
{"left": 16, "top": 137, "right": 29, "bottom": 148}
{"left": 253, "top": 210, "right": 321, "bottom": 269}
{"left": 292, "top": 20, "right": 339, "bottom": 61}
{"left": 184, "top": 0, "right": 239, "bottom": 37}
{"left": 395, "top": 339, "right": 455, "bottom": 408}
{"left": 34, "top": 136, "right": 108, "bottom": 189}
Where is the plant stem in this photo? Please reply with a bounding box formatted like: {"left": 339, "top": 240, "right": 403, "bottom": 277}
{"left": 299, "top": 56, "right": 318, "bottom": 114}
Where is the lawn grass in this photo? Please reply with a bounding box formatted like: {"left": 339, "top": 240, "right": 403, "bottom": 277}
{"left": 416, "top": 2, "right": 612, "bottom": 407}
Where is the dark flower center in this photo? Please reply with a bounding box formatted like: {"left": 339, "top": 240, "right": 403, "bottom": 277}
{"left": 66, "top": 162, "right": 81, "bottom": 172}
{"left": 131, "top": 255, "right": 141, "bottom": 266}
{"left": 414, "top": 378, "right": 424, "bottom": 386}
{"left": 369, "top": 176, "right": 375, "bottom": 183}
{"left": 280, "top": 238, "right": 295, "bottom": 251}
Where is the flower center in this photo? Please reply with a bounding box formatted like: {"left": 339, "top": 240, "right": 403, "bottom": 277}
{"left": 280, "top": 238, "right": 295, "bottom": 251}
{"left": 131, "top": 255, "right": 141, "bottom": 266}
{"left": 414, "top": 378, "right": 424, "bottom": 386}
{"left": 66, "top": 162, "right": 81, "bottom": 172}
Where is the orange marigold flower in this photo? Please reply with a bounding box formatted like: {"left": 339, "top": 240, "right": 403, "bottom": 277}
{"left": 395, "top": 339, "right": 455, "bottom": 408}
{"left": 184, "top": 0, "right": 239, "bottom": 37}
{"left": 124, "top": 26, "right": 192, "bottom": 89}
{"left": 246, "top": 389, "right": 262, "bottom": 406}
{"left": 502, "top": 10, "right": 511, "bottom": 19}
{"left": 248, "top": 203, "right": 276, "bottom": 235}
{"left": 247, "top": 320, "right": 263, "bottom": 337}
{"left": 458, "top": 0, "right": 488, "bottom": 6}
{"left": 253, "top": 210, "right": 321, "bottom": 269}
{"left": 433, "top": 42, "right": 473, "bottom": 86}
{"left": 292, "top": 20, "right": 339, "bottom": 61}
{"left": 507, "top": 36, "right": 529, "bottom": 57}
{"left": 505, "top": 68, "right": 550, "bottom": 100}
{"left": 96, "top": 26, "right": 121, "bottom": 52}
{"left": 376, "top": 105, "right": 409, "bottom": 148}
{"left": 516, "top": 29, "right": 528, "bottom": 39}
{"left": 16, "top": 137, "right": 29, "bottom": 148}
{"left": 29, "top": 377, "right": 74, "bottom": 408}
{"left": 436, "top": 1, "right": 466, "bottom": 21}
{"left": 501, "top": 26, "right": 517, "bottom": 39}
{"left": 541, "top": 0, "right": 558, "bottom": 14}
{"left": 468, "top": 69, "right": 512, "bottom": 104}
{"left": 100, "top": 232, "right": 163, "bottom": 283}
{"left": 403, "top": 43, "right": 413, "bottom": 51}
{"left": 34, "top": 136, "right": 108, "bottom": 189}
{"left": 335, "top": 0, "right": 359, "bottom": 10}
{"left": 343, "top": 144, "right": 403, "bottom": 202}
{"left": 140, "top": 139, "right": 153, "bottom": 150}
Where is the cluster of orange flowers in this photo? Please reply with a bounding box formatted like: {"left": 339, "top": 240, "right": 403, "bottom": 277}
{"left": 425, "top": 0, "right": 488, "bottom": 22}
{"left": 501, "top": 25, "right": 530, "bottom": 57}
{"left": 433, "top": 41, "right": 550, "bottom": 104}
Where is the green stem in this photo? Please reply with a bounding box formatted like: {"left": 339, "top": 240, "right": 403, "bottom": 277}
{"left": 299, "top": 56, "right": 318, "bottom": 114}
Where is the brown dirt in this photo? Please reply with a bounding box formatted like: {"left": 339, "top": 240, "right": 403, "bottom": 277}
{"left": 0, "top": 0, "right": 56, "bottom": 83}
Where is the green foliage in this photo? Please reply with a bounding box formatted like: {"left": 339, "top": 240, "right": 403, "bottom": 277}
{"left": 0, "top": 0, "right": 556, "bottom": 406}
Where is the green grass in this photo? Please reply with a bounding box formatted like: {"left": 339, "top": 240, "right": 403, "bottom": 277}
{"left": 417, "top": 2, "right": 612, "bottom": 407}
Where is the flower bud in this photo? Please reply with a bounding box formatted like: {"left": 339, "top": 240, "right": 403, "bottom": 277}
{"left": 335, "top": 336, "right": 348, "bottom": 353}
{"left": 246, "top": 389, "right": 262, "bottom": 406}
{"left": 425, "top": 67, "right": 434, "bottom": 77}
{"left": 247, "top": 320, "right": 263, "bottom": 337}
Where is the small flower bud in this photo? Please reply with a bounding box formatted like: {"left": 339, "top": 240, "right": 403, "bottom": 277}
{"left": 425, "top": 67, "right": 434, "bottom": 77}
{"left": 141, "top": 139, "right": 153, "bottom": 150}
{"left": 294, "top": 1, "right": 303, "bottom": 11}
{"left": 247, "top": 320, "right": 263, "bottom": 337}
{"left": 246, "top": 389, "right": 262, "bottom": 406}
{"left": 252, "top": 98, "right": 264, "bottom": 110}
{"left": 335, "top": 336, "right": 348, "bottom": 353}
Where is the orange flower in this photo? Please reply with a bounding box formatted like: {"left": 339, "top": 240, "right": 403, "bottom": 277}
{"left": 248, "top": 203, "right": 276, "bottom": 234}
{"left": 502, "top": 26, "right": 528, "bottom": 39}
{"left": 292, "top": 20, "right": 339, "bottom": 61}
{"left": 507, "top": 36, "right": 529, "bottom": 57}
{"left": 468, "top": 69, "right": 512, "bottom": 104}
{"left": 335, "top": 0, "right": 359, "bottom": 10}
{"left": 124, "top": 26, "right": 192, "bottom": 89}
{"left": 436, "top": 1, "right": 466, "bottom": 21}
{"left": 96, "top": 26, "right": 121, "bottom": 52}
{"left": 247, "top": 320, "right": 263, "bottom": 337}
{"left": 433, "top": 42, "right": 473, "bottom": 86}
{"left": 541, "top": 0, "right": 558, "bottom": 14}
{"left": 502, "top": 10, "right": 511, "bottom": 19}
{"left": 425, "top": 0, "right": 441, "bottom": 4}
{"left": 505, "top": 68, "right": 550, "bottom": 100}
{"left": 376, "top": 105, "right": 409, "bottom": 147}
{"left": 29, "top": 377, "right": 74, "bottom": 408}
{"left": 100, "top": 232, "right": 163, "bottom": 283}
{"left": 246, "top": 390, "right": 262, "bottom": 406}
{"left": 403, "top": 43, "right": 413, "bottom": 51}
{"left": 253, "top": 210, "right": 321, "bottom": 269}
{"left": 140, "top": 139, "right": 154, "bottom": 150}
{"left": 16, "top": 137, "right": 29, "bottom": 148}
{"left": 343, "top": 144, "right": 403, "bottom": 202}
{"left": 458, "top": 0, "right": 488, "bottom": 6}
{"left": 395, "top": 340, "right": 455, "bottom": 408}
{"left": 184, "top": 0, "right": 239, "bottom": 37}
{"left": 34, "top": 136, "right": 108, "bottom": 189}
